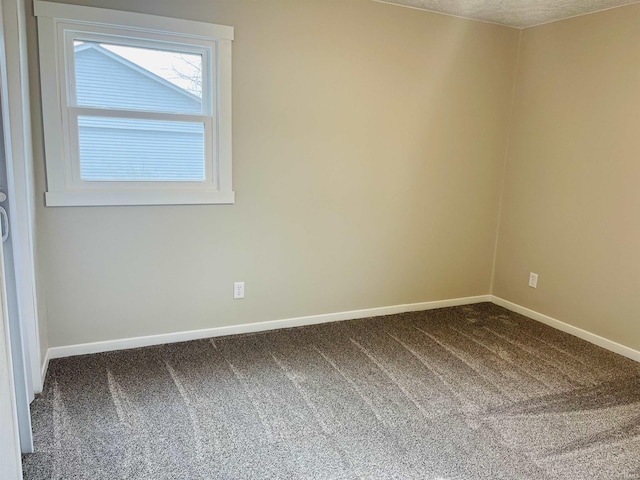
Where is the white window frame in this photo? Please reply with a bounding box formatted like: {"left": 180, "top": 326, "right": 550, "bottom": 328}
{"left": 34, "top": 1, "right": 234, "bottom": 206}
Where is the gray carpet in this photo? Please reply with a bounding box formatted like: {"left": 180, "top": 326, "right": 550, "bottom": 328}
{"left": 22, "top": 303, "right": 640, "bottom": 479}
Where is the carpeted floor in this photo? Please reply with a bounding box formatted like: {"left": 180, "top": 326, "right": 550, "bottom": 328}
{"left": 22, "top": 303, "right": 640, "bottom": 479}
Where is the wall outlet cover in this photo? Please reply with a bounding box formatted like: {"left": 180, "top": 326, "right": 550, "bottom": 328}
{"left": 234, "top": 281, "right": 245, "bottom": 299}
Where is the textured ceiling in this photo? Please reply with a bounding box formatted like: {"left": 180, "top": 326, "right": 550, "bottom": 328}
{"left": 378, "top": 0, "right": 640, "bottom": 28}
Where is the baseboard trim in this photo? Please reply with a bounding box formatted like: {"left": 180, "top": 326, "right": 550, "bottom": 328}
{"left": 46, "top": 295, "right": 492, "bottom": 360}
{"left": 491, "top": 296, "right": 640, "bottom": 363}
{"left": 42, "top": 294, "right": 640, "bottom": 367}
{"left": 39, "top": 349, "right": 50, "bottom": 392}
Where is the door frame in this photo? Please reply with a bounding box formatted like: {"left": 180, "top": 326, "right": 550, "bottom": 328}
{"left": 0, "top": 158, "right": 24, "bottom": 475}
{"left": 0, "top": 256, "right": 23, "bottom": 479}
{"left": 0, "top": 0, "right": 42, "bottom": 396}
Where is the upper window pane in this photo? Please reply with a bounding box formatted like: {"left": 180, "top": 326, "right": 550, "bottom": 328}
{"left": 73, "top": 41, "right": 204, "bottom": 114}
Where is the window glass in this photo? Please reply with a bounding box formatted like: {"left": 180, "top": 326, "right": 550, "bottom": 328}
{"left": 73, "top": 40, "right": 204, "bottom": 114}
{"left": 78, "top": 116, "right": 205, "bottom": 181}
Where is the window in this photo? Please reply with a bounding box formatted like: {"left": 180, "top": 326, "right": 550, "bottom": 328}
{"left": 35, "top": 1, "right": 234, "bottom": 206}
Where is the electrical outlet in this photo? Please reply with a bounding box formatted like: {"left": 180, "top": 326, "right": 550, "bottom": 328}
{"left": 528, "top": 272, "right": 538, "bottom": 288}
{"left": 234, "top": 281, "right": 245, "bottom": 299}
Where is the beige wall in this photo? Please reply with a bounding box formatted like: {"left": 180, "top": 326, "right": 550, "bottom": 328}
{"left": 28, "top": 0, "right": 520, "bottom": 348}
{"left": 493, "top": 6, "right": 640, "bottom": 350}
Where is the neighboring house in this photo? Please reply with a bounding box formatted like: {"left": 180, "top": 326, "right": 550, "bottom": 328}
{"left": 74, "top": 43, "right": 205, "bottom": 182}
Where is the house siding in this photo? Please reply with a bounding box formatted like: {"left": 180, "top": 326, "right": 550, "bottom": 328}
{"left": 75, "top": 47, "right": 202, "bottom": 114}
{"left": 74, "top": 46, "right": 205, "bottom": 181}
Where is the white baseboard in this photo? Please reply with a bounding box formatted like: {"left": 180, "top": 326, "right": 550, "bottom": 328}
{"left": 491, "top": 296, "right": 640, "bottom": 363}
{"left": 41, "top": 294, "right": 640, "bottom": 377}
{"left": 46, "top": 295, "right": 492, "bottom": 361}
{"left": 39, "top": 349, "right": 50, "bottom": 392}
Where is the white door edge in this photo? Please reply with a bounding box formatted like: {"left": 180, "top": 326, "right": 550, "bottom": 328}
{"left": 0, "top": 0, "right": 42, "bottom": 395}
{"left": 0, "top": 200, "right": 23, "bottom": 480}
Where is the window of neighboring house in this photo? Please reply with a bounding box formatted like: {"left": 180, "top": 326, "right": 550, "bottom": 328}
{"left": 34, "top": 1, "right": 234, "bottom": 206}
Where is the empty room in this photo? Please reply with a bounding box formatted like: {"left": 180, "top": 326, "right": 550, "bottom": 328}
{"left": 1, "top": 0, "right": 639, "bottom": 478}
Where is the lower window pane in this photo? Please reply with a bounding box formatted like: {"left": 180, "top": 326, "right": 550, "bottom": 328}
{"left": 78, "top": 116, "right": 205, "bottom": 181}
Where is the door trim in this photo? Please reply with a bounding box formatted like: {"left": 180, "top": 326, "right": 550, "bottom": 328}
{"left": 0, "top": 0, "right": 42, "bottom": 395}
{"left": 0, "top": 249, "right": 23, "bottom": 479}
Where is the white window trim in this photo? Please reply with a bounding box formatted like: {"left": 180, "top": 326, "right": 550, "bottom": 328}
{"left": 34, "top": 1, "right": 234, "bottom": 206}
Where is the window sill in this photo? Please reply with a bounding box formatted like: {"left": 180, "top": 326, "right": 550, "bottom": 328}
{"left": 44, "top": 190, "right": 235, "bottom": 207}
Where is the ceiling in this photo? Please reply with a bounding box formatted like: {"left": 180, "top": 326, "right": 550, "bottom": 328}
{"left": 378, "top": 0, "right": 640, "bottom": 28}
